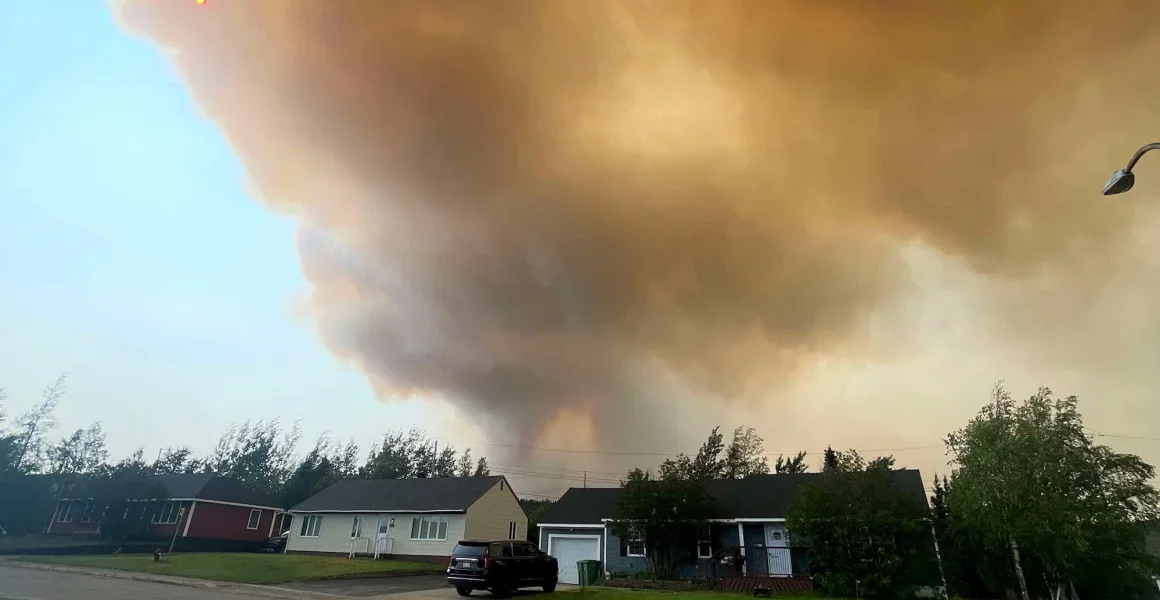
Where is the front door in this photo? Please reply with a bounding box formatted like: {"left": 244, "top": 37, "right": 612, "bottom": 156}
{"left": 764, "top": 524, "right": 791, "bottom": 576}
{"left": 375, "top": 515, "right": 391, "bottom": 555}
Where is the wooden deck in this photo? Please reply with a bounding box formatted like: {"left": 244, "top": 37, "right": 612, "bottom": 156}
{"left": 718, "top": 575, "right": 814, "bottom": 593}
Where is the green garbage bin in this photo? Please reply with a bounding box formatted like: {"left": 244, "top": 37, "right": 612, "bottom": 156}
{"left": 577, "top": 559, "right": 602, "bottom": 586}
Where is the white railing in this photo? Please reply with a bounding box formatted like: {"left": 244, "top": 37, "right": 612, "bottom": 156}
{"left": 349, "top": 537, "right": 371, "bottom": 558}
{"left": 373, "top": 537, "right": 394, "bottom": 559}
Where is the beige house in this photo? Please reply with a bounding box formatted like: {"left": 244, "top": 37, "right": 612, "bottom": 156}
{"left": 286, "top": 476, "right": 527, "bottom": 561}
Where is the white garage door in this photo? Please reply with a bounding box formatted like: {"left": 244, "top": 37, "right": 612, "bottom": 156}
{"left": 550, "top": 536, "right": 601, "bottom": 585}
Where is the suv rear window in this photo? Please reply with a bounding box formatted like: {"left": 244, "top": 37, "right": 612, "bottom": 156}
{"left": 452, "top": 543, "right": 488, "bottom": 557}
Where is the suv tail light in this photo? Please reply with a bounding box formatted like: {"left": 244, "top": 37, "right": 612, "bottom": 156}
{"left": 447, "top": 556, "right": 455, "bottom": 567}
{"left": 483, "top": 555, "right": 491, "bottom": 569}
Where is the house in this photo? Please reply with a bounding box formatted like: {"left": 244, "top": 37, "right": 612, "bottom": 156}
{"left": 285, "top": 476, "right": 527, "bottom": 562}
{"left": 45, "top": 473, "right": 286, "bottom": 543}
{"left": 536, "top": 470, "right": 932, "bottom": 589}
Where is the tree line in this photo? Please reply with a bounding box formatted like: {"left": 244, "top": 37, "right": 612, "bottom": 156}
{"left": 0, "top": 375, "right": 493, "bottom": 523}
{"left": 608, "top": 383, "right": 1160, "bottom": 600}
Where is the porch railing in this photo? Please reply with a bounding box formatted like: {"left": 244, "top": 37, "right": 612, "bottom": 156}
{"left": 709, "top": 545, "right": 810, "bottom": 578}
{"left": 349, "top": 537, "right": 371, "bottom": 558}
{"left": 373, "top": 537, "right": 393, "bottom": 559}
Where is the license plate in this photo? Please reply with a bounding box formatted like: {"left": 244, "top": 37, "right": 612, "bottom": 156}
{"left": 457, "top": 561, "right": 473, "bottom": 568}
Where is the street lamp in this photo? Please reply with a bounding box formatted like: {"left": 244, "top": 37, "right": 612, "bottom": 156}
{"left": 1103, "top": 142, "right": 1160, "bottom": 195}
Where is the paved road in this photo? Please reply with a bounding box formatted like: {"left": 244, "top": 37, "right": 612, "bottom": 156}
{"left": 0, "top": 565, "right": 560, "bottom": 600}
{"left": 278, "top": 575, "right": 447, "bottom": 598}
{"left": 0, "top": 565, "right": 269, "bottom": 600}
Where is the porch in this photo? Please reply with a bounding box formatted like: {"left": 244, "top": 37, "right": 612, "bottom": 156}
{"left": 709, "top": 544, "right": 813, "bottom": 593}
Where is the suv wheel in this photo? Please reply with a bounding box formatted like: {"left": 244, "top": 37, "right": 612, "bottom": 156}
{"left": 455, "top": 586, "right": 472, "bottom": 597}
{"left": 542, "top": 579, "right": 557, "bottom": 593}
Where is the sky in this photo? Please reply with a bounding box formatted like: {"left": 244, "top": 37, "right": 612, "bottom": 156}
{"left": 3, "top": 1, "right": 1160, "bottom": 502}
{"left": 0, "top": 0, "right": 477, "bottom": 467}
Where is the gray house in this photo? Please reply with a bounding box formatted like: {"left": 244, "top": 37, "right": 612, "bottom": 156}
{"left": 536, "top": 470, "right": 929, "bottom": 588}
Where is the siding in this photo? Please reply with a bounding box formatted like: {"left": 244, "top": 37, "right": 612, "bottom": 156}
{"left": 604, "top": 522, "right": 742, "bottom": 578}
{"left": 185, "top": 501, "right": 275, "bottom": 541}
{"left": 464, "top": 479, "right": 528, "bottom": 542}
{"left": 286, "top": 511, "right": 466, "bottom": 557}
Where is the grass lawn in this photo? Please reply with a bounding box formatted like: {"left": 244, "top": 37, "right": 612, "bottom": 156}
{"left": 15, "top": 552, "right": 442, "bottom": 584}
{"left": 546, "top": 590, "right": 818, "bottom": 600}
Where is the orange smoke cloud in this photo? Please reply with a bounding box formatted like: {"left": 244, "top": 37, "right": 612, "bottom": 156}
{"left": 113, "top": 0, "right": 1160, "bottom": 450}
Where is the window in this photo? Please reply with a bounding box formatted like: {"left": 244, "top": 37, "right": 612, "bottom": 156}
{"left": 350, "top": 515, "right": 365, "bottom": 538}
{"left": 512, "top": 542, "right": 535, "bottom": 557}
{"left": 626, "top": 525, "right": 646, "bottom": 557}
{"left": 490, "top": 542, "right": 513, "bottom": 557}
{"left": 409, "top": 515, "right": 449, "bottom": 540}
{"left": 55, "top": 501, "right": 76, "bottom": 523}
{"left": 508, "top": 521, "right": 517, "bottom": 540}
{"left": 299, "top": 515, "right": 323, "bottom": 538}
{"left": 247, "top": 509, "right": 262, "bottom": 530}
{"left": 80, "top": 501, "right": 97, "bottom": 523}
{"left": 697, "top": 526, "right": 712, "bottom": 559}
{"left": 152, "top": 502, "right": 180, "bottom": 525}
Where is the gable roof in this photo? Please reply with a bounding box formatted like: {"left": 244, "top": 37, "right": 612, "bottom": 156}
{"left": 289, "top": 476, "right": 505, "bottom": 513}
{"left": 539, "top": 469, "right": 928, "bottom": 524}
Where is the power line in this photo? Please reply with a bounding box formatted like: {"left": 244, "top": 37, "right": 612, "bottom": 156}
{"left": 455, "top": 432, "right": 1160, "bottom": 461}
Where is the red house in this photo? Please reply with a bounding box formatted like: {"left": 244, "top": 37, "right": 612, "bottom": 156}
{"left": 45, "top": 473, "right": 288, "bottom": 542}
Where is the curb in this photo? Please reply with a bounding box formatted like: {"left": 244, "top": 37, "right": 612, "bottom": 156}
{"left": 2, "top": 560, "right": 347, "bottom": 600}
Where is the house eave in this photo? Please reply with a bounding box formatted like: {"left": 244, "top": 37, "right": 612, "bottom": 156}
{"left": 596, "top": 517, "right": 787, "bottom": 523}
{"left": 288, "top": 509, "right": 468, "bottom": 515}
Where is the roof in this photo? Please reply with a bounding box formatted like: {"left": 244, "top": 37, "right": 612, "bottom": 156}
{"left": 289, "top": 476, "right": 506, "bottom": 513}
{"left": 539, "top": 470, "right": 928, "bottom": 524}
{"left": 50, "top": 473, "right": 280, "bottom": 509}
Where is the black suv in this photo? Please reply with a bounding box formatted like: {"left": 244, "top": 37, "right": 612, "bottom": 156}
{"left": 446, "top": 540, "right": 558, "bottom": 596}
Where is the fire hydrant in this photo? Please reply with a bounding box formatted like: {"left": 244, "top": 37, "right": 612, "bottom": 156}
{"left": 153, "top": 549, "right": 162, "bottom": 562}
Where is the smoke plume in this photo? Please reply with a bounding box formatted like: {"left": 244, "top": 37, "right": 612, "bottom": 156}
{"left": 114, "top": 0, "right": 1160, "bottom": 455}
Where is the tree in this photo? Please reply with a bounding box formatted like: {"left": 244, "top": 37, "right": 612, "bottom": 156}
{"left": 364, "top": 430, "right": 422, "bottom": 479}
{"left": 151, "top": 446, "right": 202, "bottom": 474}
{"left": 433, "top": 445, "right": 458, "bottom": 478}
{"left": 282, "top": 436, "right": 347, "bottom": 508}
{"left": 946, "top": 384, "right": 1160, "bottom": 600}
{"left": 822, "top": 446, "right": 839, "bottom": 472}
{"left": 786, "top": 451, "right": 928, "bottom": 598}
{"left": 473, "top": 456, "right": 490, "bottom": 476}
{"left": 659, "top": 427, "right": 726, "bottom": 480}
{"left": 0, "top": 388, "right": 19, "bottom": 475}
{"left": 10, "top": 375, "right": 66, "bottom": 474}
{"left": 520, "top": 498, "right": 554, "bottom": 543}
{"left": 456, "top": 449, "right": 475, "bottom": 477}
{"left": 774, "top": 451, "right": 809, "bottom": 474}
{"left": 207, "top": 419, "right": 301, "bottom": 496}
{"left": 722, "top": 427, "right": 769, "bottom": 478}
{"left": 46, "top": 423, "right": 108, "bottom": 476}
{"left": 610, "top": 468, "right": 715, "bottom": 580}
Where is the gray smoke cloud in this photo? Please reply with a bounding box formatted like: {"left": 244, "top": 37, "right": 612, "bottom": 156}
{"left": 113, "top": 0, "right": 1160, "bottom": 459}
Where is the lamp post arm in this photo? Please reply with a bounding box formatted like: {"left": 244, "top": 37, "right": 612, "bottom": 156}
{"left": 1124, "top": 142, "right": 1160, "bottom": 173}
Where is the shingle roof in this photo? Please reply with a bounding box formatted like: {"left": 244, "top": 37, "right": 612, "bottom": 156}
{"left": 539, "top": 470, "right": 928, "bottom": 523}
{"left": 537, "top": 487, "right": 623, "bottom": 524}
{"left": 46, "top": 473, "right": 281, "bottom": 508}
{"left": 289, "top": 476, "right": 505, "bottom": 513}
